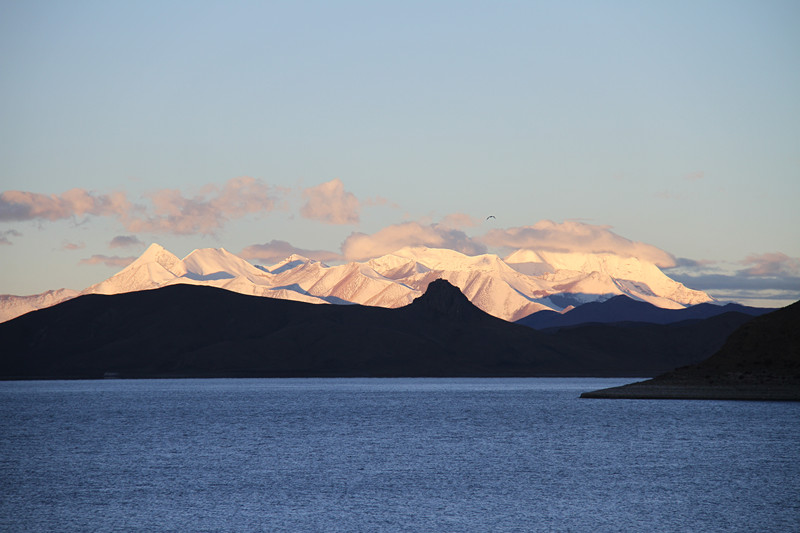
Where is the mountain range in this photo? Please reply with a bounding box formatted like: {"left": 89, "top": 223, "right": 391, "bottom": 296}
{"left": 0, "top": 279, "right": 758, "bottom": 380}
{"left": 0, "top": 243, "right": 715, "bottom": 323}
{"left": 516, "top": 295, "right": 774, "bottom": 330}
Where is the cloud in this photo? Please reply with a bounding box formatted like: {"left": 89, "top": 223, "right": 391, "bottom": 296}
{"left": 0, "top": 229, "right": 22, "bottom": 245}
{"left": 738, "top": 252, "right": 800, "bottom": 277}
{"left": 240, "top": 240, "right": 342, "bottom": 264}
{"left": 480, "top": 220, "right": 677, "bottom": 268}
{"left": 671, "top": 273, "right": 800, "bottom": 291}
{"left": 667, "top": 252, "right": 800, "bottom": 306}
{"left": 662, "top": 257, "right": 719, "bottom": 270}
{"left": 0, "top": 189, "right": 130, "bottom": 222}
{"left": 126, "top": 177, "right": 286, "bottom": 235}
{"left": 0, "top": 177, "right": 287, "bottom": 236}
{"left": 440, "top": 213, "right": 481, "bottom": 229}
{"left": 670, "top": 272, "right": 800, "bottom": 305}
{"left": 79, "top": 255, "right": 137, "bottom": 268}
{"left": 341, "top": 221, "right": 487, "bottom": 261}
{"left": 109, "top": 235, "right": 144, "bottom": 248}
{"left": 300, "top": 179, "right": 360, "bottom": 225}
{"left": 61, "top": 242, "right": 86, "bottom": 251}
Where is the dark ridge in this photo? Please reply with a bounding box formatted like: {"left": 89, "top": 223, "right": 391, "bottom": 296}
{"left": 516, "top": 294, "right": 775, "bottom": 330}
{"left": 0, "top": 280, "right": 761, "bottom": 380}
{"left": 581, "top": 300, "right": 800, "bottom": 401}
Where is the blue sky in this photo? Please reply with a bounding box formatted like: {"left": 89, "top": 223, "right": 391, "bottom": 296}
{"left": 1, "top": 1, "right": 799, "bottom": 306}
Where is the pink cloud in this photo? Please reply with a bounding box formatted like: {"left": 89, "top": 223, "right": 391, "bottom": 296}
{"left": 79, "top": 255, "right": 137, "bottom": 268}
{"left": 300, "top": 179, "right": 360, "bottom": 225}
{"left": 62, "top": 242, "right": 86, "bottom": 251}
{"left": 240, "top": 239, "right": 342, "bottom": 264}
{"left": 0, "top": 189, "right": 130, "bottom": 222}
{"left": 126, "top": 177, "right": 285, "bottom": 235}
{"left": 341, "top": 222, "right": 487, "bottom": 261}
{"left": 0, "top": 177, "right": 286, "bottom": 236}
{"left": 480, "top": 220, "right": 677, "bottom": 268}
{"left": 739, "top": 252, "right": 800, "bottom": 277}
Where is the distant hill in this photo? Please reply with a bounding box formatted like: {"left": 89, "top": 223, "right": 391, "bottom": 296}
{"left": 0, "top": 280, "right": 756, "bottom": 380}
{"left": 516, "top": 294, "right": 774, "bottom": 330}
{"left": 581, "top": 300, "right": 800, "bottom": 401}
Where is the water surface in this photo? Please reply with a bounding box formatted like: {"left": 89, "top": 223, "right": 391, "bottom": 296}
{"left": 1, "top": 378, "right": 798, "bottom": 531}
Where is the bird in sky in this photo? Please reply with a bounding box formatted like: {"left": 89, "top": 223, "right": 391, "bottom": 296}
{"left": 486, "top": 215, "right": 496, "bottom": 220}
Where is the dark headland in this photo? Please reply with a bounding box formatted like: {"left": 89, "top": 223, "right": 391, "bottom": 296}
{"left": 581, "top": 300, "right": 800, "bottom": 401}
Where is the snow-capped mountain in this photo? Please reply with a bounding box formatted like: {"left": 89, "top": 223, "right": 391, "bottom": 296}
{"left": 0, "top": 288, "right": 80, "bottom": 324}
{"left": 0, "top": 243, "right": 714, "bottom": 323}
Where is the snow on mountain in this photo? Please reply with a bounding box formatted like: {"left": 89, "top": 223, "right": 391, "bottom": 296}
{"left": 84, "top": 243, "right": 183, "bottom": 295}
{"left": 0, "top": 288, "right": 80, "bottom": 323}
{"left": 0, "top": 243, "right": 715, "bottom": 323}
{"left": 532, "top": 250, "right": 711, "bottom": 308}
{"left": 180, "top": 247, "right": 268, "bottom": 282}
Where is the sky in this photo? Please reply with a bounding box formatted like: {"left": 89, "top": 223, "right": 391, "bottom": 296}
{"left": 1, "top": 1, "right": 799, "bottom": 307}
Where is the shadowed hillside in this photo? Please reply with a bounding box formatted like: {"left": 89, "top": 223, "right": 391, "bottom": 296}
{"left": 0, "top": 280, "right": 761, "bottom": 380}
{"left": 581, "top": 300, "right": 800, "bottom": 401}
{"left": 516, "top": 294, "right": 774, "bottom": 330}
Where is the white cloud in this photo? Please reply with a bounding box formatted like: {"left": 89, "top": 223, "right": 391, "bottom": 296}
{"left": 342, "top": 221, "right": 487, "bottom": 261}
{"left": 300, "top": 179, "right": 360, "bottom": 225}
{"left": 479, "top": 219, "right": 677, "bottom": 268}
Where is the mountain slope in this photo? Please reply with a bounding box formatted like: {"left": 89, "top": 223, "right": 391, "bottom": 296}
{"left": 516, "top": 294, "right": 775, "bottom": 329}
{"left": 581, "top": 300, "right": 800, "bottom": 400}
{"left": 0, "top": 280, "right": 753, "bottom": 379}
{"left": 0, "top": 288, "right": 80, "bottom": 323}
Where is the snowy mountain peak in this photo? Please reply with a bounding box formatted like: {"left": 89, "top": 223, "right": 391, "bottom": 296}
{"left": 181, "top": 247, "right": 263, "bottom": 280}
{"left": 504, "top": 249, "right": 546, "bottom": 264}
{"left": 286, "top": 253, "right": 314, "bottom": 263}
{"left": 0, "top": 243, "right": 716, "bottom": 324}
{"left": 263, "top": 254, "right": 316, "bottom": 275}
{"left": 391, "top": 246, "right": 509, "bottom": 273}
{"left": 130, "top": 243, "right": 182, "bottom": 274}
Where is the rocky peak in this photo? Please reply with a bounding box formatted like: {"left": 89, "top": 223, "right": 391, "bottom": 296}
{"left": 410, "top": 278, "right": 487, "bottom": 320}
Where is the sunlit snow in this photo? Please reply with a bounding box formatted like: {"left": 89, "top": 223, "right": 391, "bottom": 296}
{"left": 0, "top": 243, "right": 714, "bottom": 323}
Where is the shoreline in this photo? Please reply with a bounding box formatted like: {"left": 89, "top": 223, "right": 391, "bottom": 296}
{"left": 580, "top": 382, "right": 800, "bottom": 402}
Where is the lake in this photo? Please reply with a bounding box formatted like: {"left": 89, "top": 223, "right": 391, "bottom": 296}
{"left": 1, "top": 378, "right": 798, "bottom": 532}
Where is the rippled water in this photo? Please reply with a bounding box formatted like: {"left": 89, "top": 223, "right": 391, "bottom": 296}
{"left": 1, "top": 378, "right": 798, "bottom": 532}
